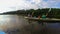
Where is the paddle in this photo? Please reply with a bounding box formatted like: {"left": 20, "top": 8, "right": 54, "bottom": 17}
{"left": 46, "top": 8, "right": 51, "bottom": 16}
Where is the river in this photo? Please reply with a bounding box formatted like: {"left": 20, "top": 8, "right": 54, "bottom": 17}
{"left": 0, "top": 15, "right": 60, "bottom": 34}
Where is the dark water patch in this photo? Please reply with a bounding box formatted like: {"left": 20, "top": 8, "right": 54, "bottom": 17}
{"left": 46, "top": 23, "right": 60, "bottom": 28}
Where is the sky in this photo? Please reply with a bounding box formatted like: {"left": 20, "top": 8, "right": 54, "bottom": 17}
{"left": 0, "top": 0, "right": 60, "bottom": 13}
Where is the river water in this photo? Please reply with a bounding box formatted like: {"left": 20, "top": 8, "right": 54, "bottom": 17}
{"left": 0, "top": 15, "right": 30, "bottom": 34}
{"left": 0, "top": 15, "right": 60, "bottom": 34}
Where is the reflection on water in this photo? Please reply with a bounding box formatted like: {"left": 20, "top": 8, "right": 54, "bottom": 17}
{"left": 46, "top": 23, "right": 60, "bottom": 28}
{"left": 0, "top": 15, "right": 29, "bottom": 31}
{"left": 0, "top": 15, "right": 60, "bottom": 34}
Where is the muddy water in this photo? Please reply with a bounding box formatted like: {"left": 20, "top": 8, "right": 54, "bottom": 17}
{"left": 0, "top": 15, "right": 29, "bottom": 32}
{"left": 0, "top": 15, "right": 44, "bottom": 34}
{"left": 1, "top": 15, "right": 60, "bottom": 34}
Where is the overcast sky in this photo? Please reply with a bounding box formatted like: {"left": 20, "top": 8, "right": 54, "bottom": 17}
{"left": 0, "top": 0, "right": 60, "bottom": 13}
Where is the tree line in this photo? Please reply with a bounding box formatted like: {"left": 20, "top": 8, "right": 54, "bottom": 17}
{"left": 2, "top": 8, "right": 60, "bottom": 19}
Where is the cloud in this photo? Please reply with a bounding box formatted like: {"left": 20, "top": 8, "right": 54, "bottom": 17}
{"left": 0, "top": 0, "right": 42, "bottom": 13}
{"left": 0, "top": 0, "right": 60, "bottom": 13}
